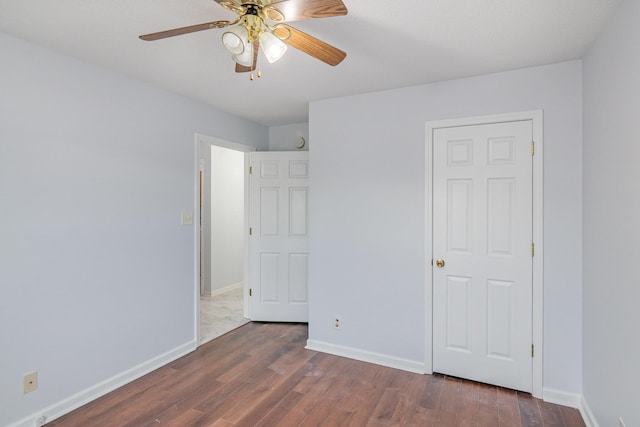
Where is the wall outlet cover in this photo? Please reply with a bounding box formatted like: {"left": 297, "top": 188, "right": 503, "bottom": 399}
{"left": 23, "top": 371, "right": 38, "bottom": 394}
{"left": 333, "top": 315, "right": 342, "bottom": 330}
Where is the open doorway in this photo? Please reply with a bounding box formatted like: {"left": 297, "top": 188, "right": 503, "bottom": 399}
{"left": 197, "top": 134, "right": 254, "bottom": 345}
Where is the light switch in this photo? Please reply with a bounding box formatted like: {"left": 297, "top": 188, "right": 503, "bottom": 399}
{"left": 181, "top": 211, "right": 193, "bottom": 225}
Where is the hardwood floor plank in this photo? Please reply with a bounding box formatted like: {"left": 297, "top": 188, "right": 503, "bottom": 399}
{"left": 267, "top": 340, "right": 318, "bottom": 375}
{"left": 224, "top": 350, "right": 331, "bottom": 424}
{"left": 298, "top": 393, "right": 342, "bottom": 426}
{"left": 321, "top": 407, "right": 355, "bottom": 426}
{"left": 47, "top": 323, "right": 587, "bottom": 427}
{"left": 518, "top": 392, "right": 544, "bottom": 426}
{"left": 432, "top": 376, "right": 462, "bottom": 426}
{"left": 176, "top": 325, "right": 306, "bottom": 424}
{"left": 454, "top": 379, "right": 479, "bottom": 427}
{"left": 216, "top": 326, "right": 302, "bottom": 384}
{"left": 408, "top": 407, "right": 437, "bottom": 426}
{"left": 140, "top": 407, "right": 205, "bottom": 427}
{"left": 539, "top": 399, "right": 567, "bottom": 426}
{"left": 217, "top": 375, "right": 284, "bottom": 424}
{"left": 234, "top": 353, "right": 329, "bottom": 426}
{"left": 419, "top": 373, "right": 444, "bottom": 410}
{"left": 291, "top": 352, "right": 336, "bottom": 394}
{"left": 133, "top": 367, "right": 242, "bottom": 423}
{"left": 250, "top": 390, "right": 305, "bottom": 427}
{"left": 232, "top": 355, "right": 324, "bottom": 425}
{"left": 341, "top": 365, "right": 397, "bottom": 426}
{"left": 170, "top": 322, "right": 262, "bottom": 371}
{"left": 367, "top": 386, "right": 402, "bottom": 425}
{"left": 476, "top": 382, "right": 499, "bottom": 426}
{"left": 191, "top": 372, "right": 280, "bottom": 426}
{"left": 497, "top": 387, "right": 521, "bottom": 427}
{"left": 208, "top": 419, "right": 235, "bottom": 427}
{"left": 388, "top": 370, "right": 429, "bottom": 425}
{"left": 559, "top": 405, "right": 587, "bottom": 427}
{"left": 48, "top": 365, "right": 180, "bottom": 427}
{"left": 277, "top": 355, "right": 343, "bottom": 425}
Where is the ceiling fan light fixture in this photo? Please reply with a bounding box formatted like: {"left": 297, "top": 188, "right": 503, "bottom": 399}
{"left": 233, "top": 40, "right": 254, "bottom": 66}
{"left": 139, "top": 0, "right": 349, "bottom": 73}
{"left": 222, "top": 25, "right": 248, "bottom": 55}
{"left": 259, "top": 31, "right": 287, "bottom": 63}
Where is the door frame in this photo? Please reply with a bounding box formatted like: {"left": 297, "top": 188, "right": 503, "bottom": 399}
{"left": 193, "top": 133, "right": 255, "bottom": 346}
{"left": 424, "top": 110, "right": 543, "bottom": 398}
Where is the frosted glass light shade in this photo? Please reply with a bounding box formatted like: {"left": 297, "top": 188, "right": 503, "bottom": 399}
{"left": 259, "top": 31, "right": 287, "bottom": 63}
{"left": 233, "top": 40, "right": 254, "bottom": 67}
{"left": 222, "top": 25, "right": 248, "bottom": 55}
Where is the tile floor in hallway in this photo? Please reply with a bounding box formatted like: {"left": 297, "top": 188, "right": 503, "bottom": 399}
{"left": 200, "top": 284, "right": 249, "bottom": 344}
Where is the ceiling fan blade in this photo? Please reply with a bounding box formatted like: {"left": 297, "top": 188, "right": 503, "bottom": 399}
{"left": 273, "top": 24, "right": 346, "bottom": 66}
{"left": 139, "top": 20, "right": 231, "bottom": 41}
{"left": 235, "top": 40, "right": 260, "bottom": 73}
{"left": 264, "top": 0, "right": 347, "bottom": 21}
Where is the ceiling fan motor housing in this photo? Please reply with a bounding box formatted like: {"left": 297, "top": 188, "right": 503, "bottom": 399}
{"left": 243, "top": 3, "right": 260, "bottom": 16}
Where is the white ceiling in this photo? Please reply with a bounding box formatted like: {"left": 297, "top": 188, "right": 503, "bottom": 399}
{"left": 0, "top": 0, "right": 620, "bottom": 126}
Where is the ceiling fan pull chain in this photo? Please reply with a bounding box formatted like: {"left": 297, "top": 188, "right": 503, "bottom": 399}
{"left": 249, "top": 69, "right": 262, "bottom": 80}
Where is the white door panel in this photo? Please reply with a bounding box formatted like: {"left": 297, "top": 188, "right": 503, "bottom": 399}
{"left": 433, "top": 120, "right": 533, "bottom": 392}
{"left": 249, "top": 152, "right": 309, "bottom": 322}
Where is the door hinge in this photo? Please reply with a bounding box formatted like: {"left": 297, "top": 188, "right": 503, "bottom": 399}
{"left": 249, "top": 288, "right": 252, "bottom": 297}
{"left": 249, "top": 227, "right": 253, "bottom": 236}
{"left": 531, "top": 141, "right": 535, "bottom": 156}
{"left": 531, "top": 242, "right": 535, "bottom": 257}
{"left": 249, "top": 166, "right": 253, "bottom": 174}
{"left": 531, "top": 344, "right": 535, "bottom": 358}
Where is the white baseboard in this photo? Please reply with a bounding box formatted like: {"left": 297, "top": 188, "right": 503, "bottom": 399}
{"left": 206, "top": 281, "right": 243, "bottom": 297}
{"left": 543, "top": 387, "right": 582, "bottom": 408}
{"left": 542, "top": 388, "right": 598, "bottom": 427}
{"left": 8, "top": 340, "right": 196, "bottom": 427}
{"left": 305, "top": 339, "right": 424, "bottom": 374}
{"left": 580, "top": 395, "right": 599, "bottom": 427}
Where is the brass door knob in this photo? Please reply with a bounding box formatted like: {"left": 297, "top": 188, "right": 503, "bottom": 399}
{"left": 435, "top": 259, "right": 445, "bottom": 268}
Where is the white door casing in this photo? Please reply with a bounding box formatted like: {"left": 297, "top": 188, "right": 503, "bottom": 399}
{"left": 248, "top": 152, "right": 309, "bottom": 322}
{"left": 194, "top": 134, "right": 256, "bottom": 346}
{"left": 425, "top": 111, "right": 543, "bottom": 397}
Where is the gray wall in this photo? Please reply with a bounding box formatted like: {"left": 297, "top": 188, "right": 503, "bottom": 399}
{"left": 210, "top": 145, "right": 244, "bottom": 293}
{"left": 269, "top": 122, "right": 309, "bottom": 151}
{"left": 0, "top": 31, "right": 267, "bottom": 427}
{"left": 309, "top": 61, "right": 583, "bottom": 395}
{"left": 583, "top": 1, "right": 640, "bottom": 426}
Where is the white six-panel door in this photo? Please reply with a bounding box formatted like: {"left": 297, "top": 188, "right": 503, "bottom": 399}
{"left": 432, "top": 120, "right": 533, "bottom": 392}
{"left": 248, "top": 152, "right": 309, "bottom": 322}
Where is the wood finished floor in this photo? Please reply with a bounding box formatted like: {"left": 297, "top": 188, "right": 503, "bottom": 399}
{"left": 48, "top": 323, "right": 585, "bottom": 427}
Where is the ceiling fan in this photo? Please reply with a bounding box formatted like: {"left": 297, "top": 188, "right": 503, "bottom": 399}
{"left": 139, "top": 0, "right": 348, "bottom": 78}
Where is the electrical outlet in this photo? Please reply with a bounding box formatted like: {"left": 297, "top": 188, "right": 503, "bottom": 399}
{"left": 619, "top": 417, "right": 626, "bottom": 427}
{"left": 23, "top": 371, "right": 37, "bottom": 394}
{"left": 37, "top": 415, "right": 47, "bottom": 426}
{"left": 333, "top": 315, "right": 342, "bottom": 330}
